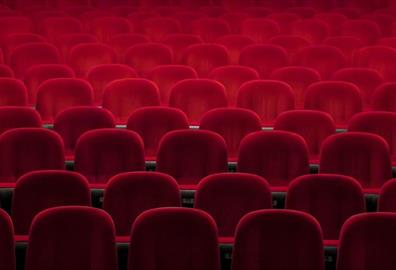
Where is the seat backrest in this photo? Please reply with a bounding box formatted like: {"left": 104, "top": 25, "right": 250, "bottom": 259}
{"left": 142, "top": 17, "right": 181, "bottom": 42}
{"left": 215, "top": 35, "right": 255, "bottom": 65}
{"left": 340, "top": 19, "right": 381, "bottom": 45}
{"left": 162, "top": 34, "right": 203, "bottom": 64}
{"left": 241, "top": 18, "right": 280, "bottom": 43}
{"left": 90, "top": 17, "right": 132, "bottom": 42}
{"left": 109, "top": 33, "right": 149, "bottom": 60}
{"left": 0, "top": 78, "right": 27, "bottom": 106}
{"left": 0, "top": 209, "right": 15, "bottom": 270}
{"left": 0, "top": 107, "right": 41, "bottom": 135}
{"left": 291, "top": 18, "right": 330, "bottom": 43}
{"left": 39, "top": 17, "right": 82, "bottom": 43}
{"left": 371, "top": 82, "right": 396, "bottom": 111}
{"left": 378, "top": 179, "right": 396, "bottom": 211}
{"left": 192, "top": 18, "right": 230, "bottom": 42}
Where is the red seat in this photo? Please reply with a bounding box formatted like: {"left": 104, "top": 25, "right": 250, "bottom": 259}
{"left": 103, "top": 78, "right": 160, "bottom": 124}
{"left": 90, "top": 17, "right": 132, "bottom": 42}
{"left": 215, "top": 35, "right": 255, "bottom": 65}
{"left": 0, "top": 209, "right": 14, "bottom": 270}
{"left": 274, "top": 110, "right": 336, "bottom": 163}
{"left": 192, "top": 18, "right": 230, "bottom": 42}
{"left": 54, "top": 107, "right": 115, "bottom": 159}
{"left": 39, "top": 17, "right": 82, "bottom": 43}
{"left": 268, "top": 35, "right": 311, "bottom": 58}
{"left": 238, "top": 131, "right": 309, "bottom": 190}
{"left": 108, "top": 33, "right": 149, "bottom": 61}
{"left": 371, "top": 83, "right": 396, "bottom": 111}
{"left": 304, "top": 81, "right": 362, "bottom": 128}
{"left": 127, "top": 106, "right": 189, "bottom": 160}
{"left": 55, "top": 33, "right": 98, "bottom": 62}
{"left": 36, "top": 78, "right": 94, "bottom": 124}
{"left": 220, "top": 12, "right": 249, "bottom": 34}
{"left": 0, "top": 65, "right": 13, "bottom": 78}
{"left": 195, "top": 173, "right": 271, "bottom": 238}
{"left": 181, "top": 44, "right": 229, "bottom": 78}
{"left": 142, "top": 17, "right": 181, "bottom": 42}
{"left": 378, "top": 179, "right": 396, "bottom": 211}
{"left": 55, "top": 0, "right": 91, "bottom": 7}
{"left": 0, "top": 17, "right": 33, "bottom": 44}
{"left": 10, "top": 43, "right": 60, "bottom": 79}
{"left": 323, "top": 36, "right": 364, "bottom": 65}
{"left": 169, "top": 79, "right": 228, "bottom": 125}
{"left": 267, "top": 13, "right": 300, "bottom": 34}
{"left": 239, "top": 44, "right": 288, "bottom": 78}
{"left": 128, "top": 208, "right": 219, "bottom": 270}
{"left": 241, "top": 19, "right": 280, "bottom": 43}
{"left": 237, "top": 80, "right": 295, "bottom": 126}
{"left": 25, "top": 206, "right": 117, "bottom": 270}
{"left": 86, "top": 64, "right": 137, "bottom": 104}
{"left": 340, "top": 19, "right": 381, "bottom": 45}
{"left": 2, "top": 33, "right": 45, "bottom": 63}
{"left": 75, "top": 129, "right": 145, "bottom": 185}
{"left": 24, "top": 64, "right": 75, "bottom": 105}
{"left": 200, "top": 108, "right": 262, "bottom": 161}
{"left": 0, "top": 128, "right": 65, "bottom": 183}
{"left": 320, "top": 132, "right": 392, "bottom": 192}
{"left": 286, "top": 174, "right": 365, "bottom": 241}
{"left": 148, "top": 65, "right": 197, "bottom": 105}
{"left": 156, "top": 130, "right": 228, "bottom": 188}
{"left": 124, "top": 43, "right": 173, "bottom": 76}
{"left": 162, "top": 34, "right": 203, "bottom": 64}
{"left": 291, "top": 19, "right": 330, "bottom": 43}
{"left": 332, "top": 68, "right": 384, "bottom": 108}
{"left": 104, "top": 172, "right": 180, "bottom": 236}
{"left": 293, "top": 45, "right": 346, "bottom": 79}
{"left": 232, "top": 210, "right": 324, "bottom": 270}
{"left": 12, "top": 170, "right": 91, "bottom": 235}
{"left": 79, "top": 11, "right": 113, "bottom": 31}
{"left": 337, "top": 213, "right": 396, "bottom": 270}
{"left": 314, "top": 12, "right": 348, "bottom": 34}
{"left": 377, "top": 37, "right": 396, "bottom": 48}
{"left": 0, "top": 78, "right": 27, "bottom": 106}
{"left": 172, "top": 10, "right": 206, "bottom": 33}
{"left": 288, "top": 6, "right": 318, "bottom": 18}
{"left": 0, "top": 107, "right": 41, "bottom": 134}
{"left": 270, "top": 66, "right": 321, "bottom": 108}
{"left": 69, "top": 43, "right": 117, "bottom": 77}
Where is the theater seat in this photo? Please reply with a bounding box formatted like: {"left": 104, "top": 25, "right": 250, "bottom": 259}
{"left": 192, "top": 18, "right": 230, "bottom": 42}
{"left": 0, "top": 78, "right": 28, "bottom": 106}
{"left": 291, "top": 18, "right": 329, "bottom": 43}
{"left": 371, "top": 83, "right": 396, "bottom": 112}
{"left": 241, "top": 18, "right": 280, "bottom": 43}
{"left": 0, "top": 107, "right": 41, "bottom": 134}
{"left": 0, "top": 209, "right": 15, "bottom": 270}
{"left": 89, "top": 17, "right": 132, "bottom": 42}
{"left": 378, "top": 179, "right": 396, "bottom": 211}
{"left": 39, "top": 17, "right": 83, "bottom": 43}
{"left": 340, "top": 19, "right": 381, "bottom": 45}
{"left": 215, "top": 35, "right": 255, "bottom": 65}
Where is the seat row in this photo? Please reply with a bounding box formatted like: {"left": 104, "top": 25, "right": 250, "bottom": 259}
{"left": 0, "top": 203, "right": 395, "bottom": 270}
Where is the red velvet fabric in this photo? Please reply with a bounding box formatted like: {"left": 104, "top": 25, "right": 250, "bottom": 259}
{"left": 156, "top": 130, "right": 228, "bottom": 186}
{"left": 162, "top": 34, "right": 203, "bottom": 64}
{"left": 378, "top": 179, "right": 396, "bottom": 211}
{"left": 232, "top": 209, "right": 324, "bottom": 270}
{"left": 320, "top": 132, "right": 392, "bottom": 189}
{"left": 0, "top": 128, "right": 65, "bottom": 183}
{"left": 267, "top": 13, "right": 300, "bottom": 34}
{"left": 0, "top": 209, "right": 15, "bottom": 270}
{"left": 0, "top": 78, "right": 27, "bottom": 106}
{"left": 142, "top": 18, "right": 181, "bottom": 42}
{"left": 200, "top": 108, "right": 262, "bottom": 160}
{"left": 314, "top": 12, "right": 347, "bottom": 35}
{"left": 25, "top": 206, "right": 117, "bottom": 270}
{"left": 109, "top": 33, "right": 149, "bottom": 60}
{"left": 241, "top": 19, "right": 280, "bottom": 43}
{"left": 323, "top": 36, "right": 364, "bottom": 65}
{"left": 191, "top": 18, "right": 230, "bottom": 42}
{"left": 55, "top": 33, "right": 98, "bottom": 61}
{"left": 169, "top": 79, "right": 228, "bottom": 125}
{"left": 0, "top": 16, "right": 33, "bottom": 45}
{"left": 54, "top": 107, "right": 115, "bottom": 158}
{"left": 12, "top": 170, "right": 91, "bottom": 235}
{"left": 39, "top": 17, "right": 82, "bottom": 43}
{"left": 2, "top": 33, "right": 45, "bottom": 63}
{"left": 337, "top": 213, "right": 396, "bottom": 270}
{"left": 0, "top": 107, "right": 41, "bottom": 135}
{"left": 291, "top": 19, "right": 330, "bottom": 43}
{"left": 371, "top": 82, "right": 396, "bottom": 112}
{"left": 340, "top": 19, "right": 381, "bottom": 45}
{"left": 268, "top": 35, "right": 311, "bottom": 59}
{"left": 128, "top": 207, "right": 220, "bottom": 270}
{"left": 215, "top": 35, "right": 255, "bottom": 65}
{"left": 127, "top": 106, "right": 189, "bottom": 160}
{"left": 75, "top": 129, "right": 145, "bottom": 184}
{"left": 286, "top": 174, "right": 365, "bottom": 240}
{"left": 90, "top": 17, "right": 132, "bottom": 42}
{"left": 36, "top": 78, "right": 94, "bottom": 123}
{"left": 195, "top": 172, "right": 272, "bottom": 237}
{"left": 238, "top": 131, "right": 310, "bottom": 187}
{"left": 103, "top": 171, "right": 180, "bottom": 236}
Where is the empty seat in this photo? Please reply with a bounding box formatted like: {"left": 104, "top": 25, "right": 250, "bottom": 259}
{"left": 39, "top": 17, "right": 82, "bottom": 43}
{"left": 36, "top": 78, "right": 94, "bottom": 123}
{"left": 102, "top": 78, "right": 160, "bottom": 124}
{"left": 304, "top": 81, "right": 362, "bottom": 128}
{"left": 288, "top": 6, "right": 317, "bottom": 18}
{"left": 75, "top": 129, "right": 144, "bottom": 185}
{"left": 24, "top": 64, "right": 75, "bottom": 105}
{"left": 169, "top": 79, "right": 228, "bottom": 125}
{"left": 239, "top": 45, "right": 288, "bottom": 78}
{"left": 232, "top": 209, "right": 324, "bottom": 270}
{"left": 340, "top": 19, "right": 381, "bottom": 45}
{"left": 267, "top": 13, "right": 300, "bottom": 34}
{"left": 0, "top": 65, "right": 13, "bottom": 78}
{"left": 314, "top": 12, "right": 348, "bottom": 34}
{"left": 371, "top": 83, "right": 396, "bottom": 111}
{"left": 142, "top": 17, "right": 181, "bottom": 42}
{"left": 337, "top": 213, "right": 396, "bottom": 270}
{"left": 172, "top": 10, "right": 206, "bottom": 33}
{"left": 10, "top": 43, "right": 60, "bottom": 79}
{"left": 354, "top": 46, "right": 396, "bottom": 81}
{"left": 320, "top": 132, "right": 392, "bottom": 192}
{"left": 104, "top": 171, "right": 180, "bottom": 236}
{"left": 293, "top": 45, "right": 346, "bottom": 79}
{"left": 220, "top": 12, "right": 249, "bottom": 34}
{"left": 209, "top": 66, "right": 259, "bottom": 106}
{"left": 12, "top": 170, "right": 91, "bottom": 235}
{"left": 162, "top": 34, "right": 203, "bottom": 64}
{"left": 0, "top": 17, "right": 33, "bottom": 43}
{"left": 237, "top": 80, "right": 295, "bottom": 126}
{"left": 79, "top": 11, "right": 113, "bottom": 30}
{"left": 241, "top": 19, "right": 280, "bottom": 43}
{"left": 200, "top": 108, "right": 262, "bottom": 161}
{"left": 286, "top": 174, "right": 365, "bottom": 241}
{"left": 0, "top": 128, "right": 64, "bottom": 183}
{"left": 274, "top": 110, "right": 336, "bottom": 163}
{"left": 108, "top": 33, "right": 149, "bottom": 60}
{"left": 291, "top": 19, "right": 330, "bottom": 43}
{"left": 55, "top": 33, "right": 98, "bottom": 61}
{"left": 377, "top": 37, "right": 396, "bottom": 48}
{"left": 0, "top": 78, "right": 27, "bottom": 106}
{"left": 270, "top": 66, "right": 321, "bottom": 108}
{"left": 268, "top": 35, "right": 311, "bottom": 58}
{"left": 332, "top": 68, "right": 384, "bottom": 108}
{"left": 2, "top": 33, "right": 45, "bottom": 63}
{"left": 195, "top": 173, "right": 272, "bottom": 238}
{"left": 147, "top": 65, "right": 197, "bottom": 105}
{"left": 0, "top": 107, "right": 41, "bottom": 135}
{"left": 0, "top": 209, "right": 14, "bottom": 270}
{"left": 127, "top": 107, "right": 188, "bottom": 160}
{"left": 156, "top": 130, "right": 227, "bottom": 188}
{"left": 238, "top": 131, "right": 309, "bottom": 189}
{"left": 54, "top": 107, "right": 115, "bottom": 159}
{"left": 215, "top": 35, "right": 255, "bottom": 65}
{"left": 323, "top": 36, "right": 364, "bottom": 65}
{"left": 25, "top": 206, "right": 117, "bottom": 270}
{"left": 124, "top": 43, "right": 173, "bottom": 76}
{"left": 90, "top": 17, "right": 132, "bottom": 42}
{"left": 128, "top": 207, "right": 219, "bottom": 270}
{"left": 192, "top": 18, "right": 230, "bottom": 42}
{"left": 86, "top": 64, "right": 136, "bottom": 104}
{"left": 378, "top": 179, "right": 396, "bottom": 211}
